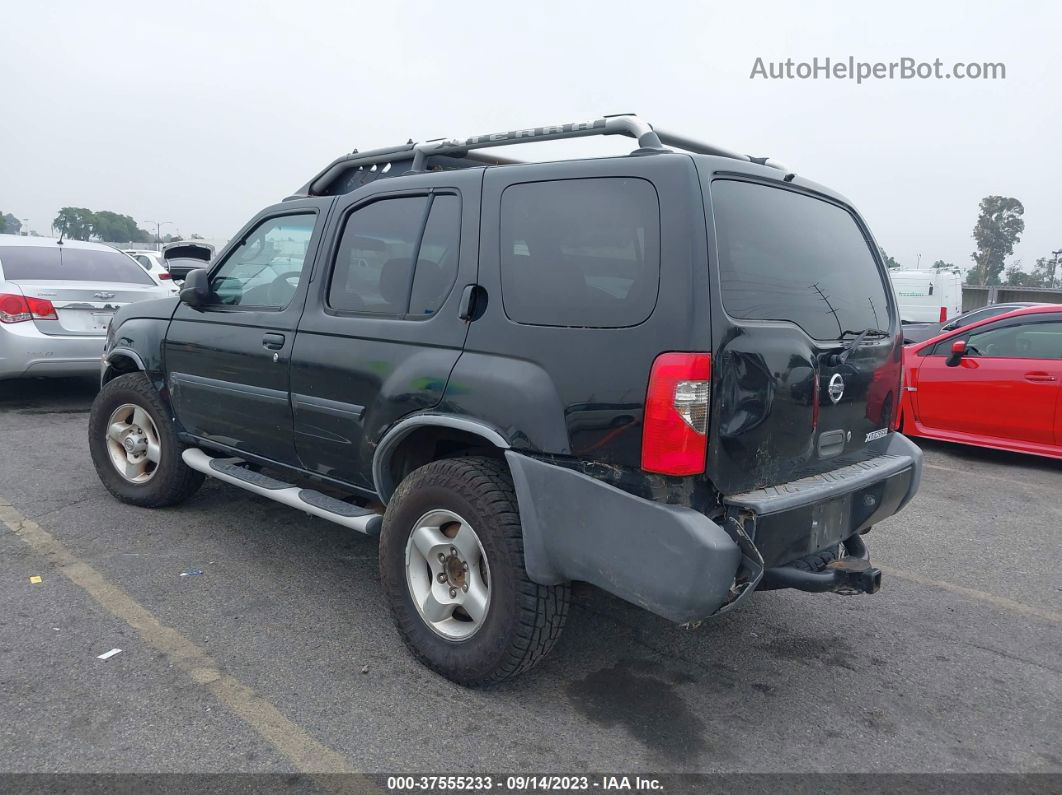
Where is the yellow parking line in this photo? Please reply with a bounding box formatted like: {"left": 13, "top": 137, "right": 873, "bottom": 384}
{"left": 879, "top": 564, "right": 1062, "bottom": 625}
{"left": 0, "top": 499, "right": 360, "bottom": 775}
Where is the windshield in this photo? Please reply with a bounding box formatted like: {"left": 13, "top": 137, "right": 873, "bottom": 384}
{"left": 0, "top": 246, "right": 155, "bottom": 285}
{"left": 712, "top": 180, "right": 891, "bottom": 341}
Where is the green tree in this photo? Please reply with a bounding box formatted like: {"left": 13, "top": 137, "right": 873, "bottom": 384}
{"left": 1028, "top": 254, "right": 1061, "bottom": 289}
{"left": 878, "top": 246, "right": 901, "bottom": 269}
{"left": 52, "top": 207, "right": 96, "bottom": 240}
{"left": 967, "top": 196, "right": 1025, "bottom": 286}
{"left": 932, "top": 259, "right": 956, "bottom": 271}
{"left": 91, "top": 210, "right": 150, "bottom": 243}
{"left": 1, "top": 212, "right": 21, "bottom": 235}
{"left": 1004, "top": 263, "right": 1035, "bottom": 286}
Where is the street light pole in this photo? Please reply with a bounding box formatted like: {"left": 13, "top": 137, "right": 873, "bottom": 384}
{"left": 147, "top": 221, "right": 173, "bottom": 251}
{"left": 1051, "top": 249, "right": 1062, "bottom": 289}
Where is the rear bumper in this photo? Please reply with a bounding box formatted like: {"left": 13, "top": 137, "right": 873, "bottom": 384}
{"left": 506, "top": 433, "right": 921, "bottom": 624}
{"left": 0, "top": 323, "right": 105, "bottom": 379}
{"left": 724, "top": 433, "right": 922, "bottom": 567}
{"left": 506, "top": 451, "right": 742, "bottom": 624}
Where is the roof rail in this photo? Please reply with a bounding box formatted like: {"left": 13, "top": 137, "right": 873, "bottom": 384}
{"left": 296, "top": 114, "right": 789, "bottom": 196}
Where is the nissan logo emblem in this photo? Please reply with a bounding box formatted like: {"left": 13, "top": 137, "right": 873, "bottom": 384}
{"left": 827, "top": 373, "right": 845, "bottom": 404}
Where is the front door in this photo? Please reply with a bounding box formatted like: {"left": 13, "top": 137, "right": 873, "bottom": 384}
{"left": 913, "top": 316, "right": 1062, "bottom": 445}
{"left": 165, "top": 201, "right": 330, "bottom": 464}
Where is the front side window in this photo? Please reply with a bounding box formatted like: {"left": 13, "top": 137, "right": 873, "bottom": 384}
{"left": 964, "top": 320, "right": 1062, "bottom": 359}
{"left": 328, "top": 194, "right": 461, "bottom": 317}
{"left": 712, "top": 180, "right": 891, "bottom": 341}
{"left": 499, "top": 178, "right": 660, "bottom": 328}
{"left": 210, "top": 213, "right": 316, "bottom": 308}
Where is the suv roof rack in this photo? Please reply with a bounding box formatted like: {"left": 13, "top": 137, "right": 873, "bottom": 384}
{"left": 294, "top": 114, "right": 791, "bottom": 198}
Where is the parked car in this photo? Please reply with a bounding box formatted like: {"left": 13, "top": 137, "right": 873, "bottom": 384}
{"left": 899, "top": 305, "right": 1062, "bottom": 459}
{"left": 87, "top": 115, "right": 922, "bottom": 685}
{"left": 122, "top": 249, "right": 175, "bottom": 287}
{"left": 902, "top": 302, "right": 1046, "bottom": 344}
{"left": 161, "top": 241, "right": 213, "bottom": 282}
{"left": 0, "top": 235, "right": 175, "bottom": 379}
{"left": 889, "top": 268, "right": 962, "bottom": 325}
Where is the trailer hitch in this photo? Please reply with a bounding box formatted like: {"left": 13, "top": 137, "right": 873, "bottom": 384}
{"left": 760, "top": 536, "right": 882, "bottom": 595}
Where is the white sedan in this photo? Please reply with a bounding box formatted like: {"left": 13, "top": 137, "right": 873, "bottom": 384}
{"left": 1, "top": 235, "right": 174, "bottom": 380}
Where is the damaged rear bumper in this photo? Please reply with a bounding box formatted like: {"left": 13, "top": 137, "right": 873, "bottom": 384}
{"left": 505, "top": 433, "right": 922, "bottom": 625}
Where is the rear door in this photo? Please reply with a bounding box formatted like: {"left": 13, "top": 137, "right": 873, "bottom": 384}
{"left": 458, "top": 155, "right": 701, "bottom": 472}
{"left": 912, "top": 315, "right": 1062, "bottom": 445}
{"left": 164, "top": 201, "right": 328, "bottom": 465}
{"left": 289, "top": 169, "right": 480, "bottom": 489}
{"left": 703, "top": 175, "right": 901, "bottom": 495}
{"left": 0, "top": 244, "right": 162, "bottom": 336}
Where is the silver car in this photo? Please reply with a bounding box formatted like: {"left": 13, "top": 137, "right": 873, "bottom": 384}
{"left": 0, "top": 235, "right": 173, "bottom": 380}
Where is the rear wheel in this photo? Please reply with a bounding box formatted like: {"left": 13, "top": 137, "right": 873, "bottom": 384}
{"left": 88, "top": 372, "right": 204, "bottom": 507}
{"left": 379, "top": 457, "right": 569, "bottom": 686}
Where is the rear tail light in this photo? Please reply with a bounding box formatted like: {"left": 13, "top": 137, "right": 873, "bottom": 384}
{"left": 159, "top": 272, "right": 172, "bottom": 280}
{"left": 641, "top": 352, "right": 711, "bottom": 476}
{"left": 0, "top": 293, "right": 57, "bottom": 324}
{"left": 939, "top": 306, "right": 948, "bottom": 322}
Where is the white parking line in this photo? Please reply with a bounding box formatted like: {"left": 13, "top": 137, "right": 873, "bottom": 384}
{"left": 0, "top": 498, "right": 365, "bottom": 778}
{"left": 879, "top": 564, "right": 1062, "bottom": 625}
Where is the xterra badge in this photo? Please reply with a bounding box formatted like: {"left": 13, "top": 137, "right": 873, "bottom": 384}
{"left": 865, "top": 428, "right": 888, "bottom": 442}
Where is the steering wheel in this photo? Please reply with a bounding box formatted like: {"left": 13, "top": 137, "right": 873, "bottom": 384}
{"left": 266, "top": 270, "right": 302, "bottom": 306}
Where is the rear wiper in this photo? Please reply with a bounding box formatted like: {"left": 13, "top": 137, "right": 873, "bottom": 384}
{"left": 832, "top": 328, "right": 890, "bottom": 365}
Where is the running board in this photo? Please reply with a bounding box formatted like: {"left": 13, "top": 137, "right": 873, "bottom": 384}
{"left": 181, "top": 448, "right": 382, "bottom": 536}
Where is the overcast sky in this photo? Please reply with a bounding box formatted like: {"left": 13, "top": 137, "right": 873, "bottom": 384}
{"left": 2, "top": 0, "right": 1059, "bottom": 272}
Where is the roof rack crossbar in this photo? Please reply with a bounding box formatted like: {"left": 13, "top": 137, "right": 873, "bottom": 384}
{"left": 407, "top": 114, "right": 666, "bottom": 171}
{"left": 652, "top": 128, "right": 790, "bottom": 172}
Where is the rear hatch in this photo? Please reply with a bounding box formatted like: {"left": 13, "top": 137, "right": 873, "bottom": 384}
{"left": 162, "top": 242, "right": 213, "bottom": 282}
{"left": 0, "top": 244, "right": 164, "bottom": 335}
{"left": 705, "top": 177, "right": 902, "bottom": 495}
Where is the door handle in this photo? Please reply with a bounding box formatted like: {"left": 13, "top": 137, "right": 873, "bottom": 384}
{"left": 1024, "top": 371, "right": 1057, "bottom": 382}
{"left": 457, "top": 284, "right": 483, "bottom": 321}
{"left": 262, "top": 332, "right": 286, "bottom": 350}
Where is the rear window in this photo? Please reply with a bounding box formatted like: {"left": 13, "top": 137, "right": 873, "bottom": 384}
{"left": 0, "top": 246, "right": 155, "bottom": 285}
{"left": 711, "top": 180, "right": 890, "bottom": 340}
{"left": 499, "top": 177, "right": 660, "bottom": 328}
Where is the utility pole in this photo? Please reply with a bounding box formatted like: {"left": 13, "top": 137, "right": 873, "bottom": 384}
{"left": 1052, "top": 249, "right": 1062, "bottom": 289}
{"left": 147, "top": 220, "right": 173, "bottom": 252}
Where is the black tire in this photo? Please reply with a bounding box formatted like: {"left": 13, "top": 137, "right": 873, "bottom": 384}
{"left": 379, "top": 456, "right": 570, "bottom": 686}
{"left": 88, "top": 372, "right": 204, "bottom": 508}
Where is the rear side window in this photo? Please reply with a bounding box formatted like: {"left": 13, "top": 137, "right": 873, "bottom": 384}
{"left": 0, "top": 246, "right": 154, "bottom": 285}
{"left": 712, "top": 180, "right": 890, "bottom": 341}
{"left": 328, "top": 194, "right": 460, "bottom": 317}
{"left": 499, "top": 177, "right": 660, "bottom": 328}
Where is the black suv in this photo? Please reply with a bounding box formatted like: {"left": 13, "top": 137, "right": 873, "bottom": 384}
{"left": 88, "top": 115, "right": 922, "bottom": 686}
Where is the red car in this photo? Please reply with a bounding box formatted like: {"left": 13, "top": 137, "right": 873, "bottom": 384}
{"left": 899, "top": 305, "right": 1062, "bottom": 459}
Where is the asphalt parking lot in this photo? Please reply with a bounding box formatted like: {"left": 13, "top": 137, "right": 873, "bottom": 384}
{"left": 1, "top": 376, "right": 1060, "bottom": 777}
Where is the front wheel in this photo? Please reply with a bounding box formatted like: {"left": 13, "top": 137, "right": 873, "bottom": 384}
{"left": 379, "top": 457, "right": 570, "bottom": 686}
{"left": 88, "top": 372, "right": 204, "bottom": 507}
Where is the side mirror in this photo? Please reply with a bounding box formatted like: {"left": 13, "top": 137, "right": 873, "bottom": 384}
{"left": 946, "top": 339, "right": 966, "bottom": 367}
{"left": 179, "top": 268, "right": 211, "bottom": 307}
